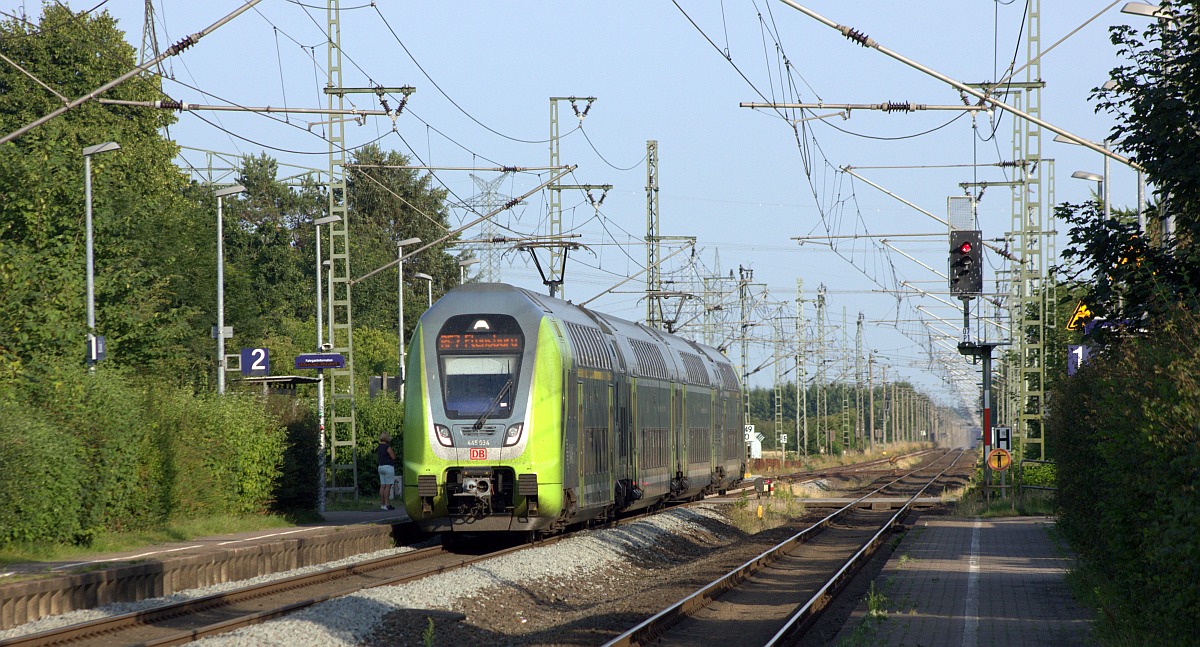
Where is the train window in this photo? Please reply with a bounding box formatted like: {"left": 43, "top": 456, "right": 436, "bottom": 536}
{"left": 441, "top": 355, "right": 519, "bottom": 419}
{"left": 436, "top": 314, "right": 524, "bottom": 419}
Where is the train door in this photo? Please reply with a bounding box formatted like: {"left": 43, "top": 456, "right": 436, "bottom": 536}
{"left": 705, "top": 388, "right": 715, "bottom": 475}
{"left": 563, "top": 377, "right": 580, "bottom": 492}
{"left": 615, "top": 382, "right": 631, "bottom": 482}
{"left": 579, "top": 378, "right": 613, "bottom": 509}
{"left": 606, "top": 383, "right": 616, "bottom": 507}
{"left": 673, "top": 385, "right": 684, "bottom": 491}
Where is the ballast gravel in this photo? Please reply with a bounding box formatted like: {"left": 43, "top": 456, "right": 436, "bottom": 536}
{"left": 1, "top": 501, "right": 834, "bottom": 646}
{"left": 193, "top": 505, "right": 744, "bottom": 647}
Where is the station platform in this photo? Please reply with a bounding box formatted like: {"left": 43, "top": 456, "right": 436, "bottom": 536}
{"left": 837, "top": 515, "right": 1095, "bottom": 646}
{"left": 0, "top": 508, "right": 412, "bottom": 630}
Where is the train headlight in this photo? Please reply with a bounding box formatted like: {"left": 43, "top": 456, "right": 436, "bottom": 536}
{"left": 503, "top": 423, "right": 524, "bottom": 447}
{"left": 434, "top": 424, "right": 453, "bottom": 447}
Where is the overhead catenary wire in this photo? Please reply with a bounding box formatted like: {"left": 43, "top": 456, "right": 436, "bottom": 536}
{"left": 0, "top": 0, "right": 265, "bottom": 145}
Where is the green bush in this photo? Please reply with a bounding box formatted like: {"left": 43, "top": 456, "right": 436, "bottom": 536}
{"left": 0, "top": 363, "right": 287, "bottom": 548}
{"left": 162, "top": 391, "right": 285, "bottom": 516}
{"left": 0, "top": 396, "right": 86, "bottom": 544}
{"left": 271, "top": 397, "right": 319, "bottom": 512}
{"left": 1019, "top": 462, "right": 1056, "bottom": 488}
{"left": 353, "top": 395, "right": 405, "bottom": 496}
{"left": 1049, "top": 310, "right": 1200, "bottom": 644}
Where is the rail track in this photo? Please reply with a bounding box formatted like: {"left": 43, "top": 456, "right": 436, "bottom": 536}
{"left": 0, "top": 449, "right": 949, "bottom": 646}
{"left": 604, "top": 448, "right": 970, "bottom": 647}
{"left": 0, "top": 538, "right": 556, "bottom": 647}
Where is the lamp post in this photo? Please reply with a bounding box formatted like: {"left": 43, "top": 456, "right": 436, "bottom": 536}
{"left": 458, "top": 257, "right": 479, "bottom": 285}
{"left": 1056, "top": 134, "right": 1114, "bottom": 222}
{"left": 1070, "top": 171, "right": 1107, "bottom": 219}
{"left": 214, "top": 184, "right": 246, "bottom": 395}
{"left": 313, "top": 214, "right": 341, "bottom": 514}
{"left": 1121, "top": 2, "right": 1169, "bottom": 18}
{"left": 82, "top": 141, "right": 120, "bottom": 372}
{"left": 414, "top": 272, "right": 433, "bottom": 307}
{"left": 396, "top": 237, "right": 421, "bottom": 400}
{"left": 1122, "top": 1, "right": 1175, "bottom": 237}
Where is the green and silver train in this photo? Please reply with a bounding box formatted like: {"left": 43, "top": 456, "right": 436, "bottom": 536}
{"left": 401, "top": 283, "right": 746, "bottom": 536}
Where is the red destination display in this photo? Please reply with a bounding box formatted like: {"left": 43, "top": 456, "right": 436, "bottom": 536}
{"left": 437, "top": 333, "right": 522, "bottom": 351}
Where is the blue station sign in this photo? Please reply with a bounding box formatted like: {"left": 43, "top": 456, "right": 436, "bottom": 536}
{"left": 294, "top": 353, "right": 345, "bottom": 370}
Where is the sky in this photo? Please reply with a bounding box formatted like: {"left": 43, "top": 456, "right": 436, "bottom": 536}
{"left": 4, "top": 0, "right": 1150, "bottom": 408}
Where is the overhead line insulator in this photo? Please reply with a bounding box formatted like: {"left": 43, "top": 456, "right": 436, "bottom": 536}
{"left": 163, "top": 34, "right": 197, "bottom": 57}
{"left": 840, "top": 26, "right": 875, "bottom": 48}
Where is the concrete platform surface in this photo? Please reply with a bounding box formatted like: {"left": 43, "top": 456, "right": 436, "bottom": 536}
{"left": 838, "top": 516, "right": 1095, "bottom": 646}
{"left": 0, "top": 507, "right": 410, "bottom": 579}
{"left": 0, "top": 508, "right": 411, "bottom": 629}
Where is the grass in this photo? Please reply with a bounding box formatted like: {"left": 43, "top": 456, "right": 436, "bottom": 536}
{"left": 422, "top": 617, "right": 436, "bottom": 647}
{"left": 324, "top": 495, "right": 387, "bottom": 512}
{"left": 755, "top": 442, "right": 931, "bottom": 478}
{"left": 837, "top": 580, "right": 892, "bottom": 647}
{"left": 727, "top": 488, "right": 807, "bottom": 534}
{"left": 1063, "top": 559, "right": 1146, "bottom": 647}
{"left": 866, "top": 580, "right": 889, "bottom": 619}
{"left": 0, "top": 513, "right": 302, "bottom": 569}
{"left": 952, "top": 486, "right": 1056, "bottom": 517}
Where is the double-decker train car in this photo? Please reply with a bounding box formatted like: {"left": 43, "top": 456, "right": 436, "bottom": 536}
{"left": 401, "top": 282, "right": 745, "bottom": 537}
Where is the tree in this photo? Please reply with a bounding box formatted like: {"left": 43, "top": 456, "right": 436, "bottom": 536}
{"left": 1059, "top": 0, "right": 1200, "bottom": 336}
{"left": 0, "top": 5, "right": 201, "bottom": 376}
{"left": 345, "top": 144, "right": 460, "bottom": 334}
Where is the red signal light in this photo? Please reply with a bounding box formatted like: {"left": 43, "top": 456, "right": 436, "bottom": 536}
{"left": 958, "top": 241, "right": 973, "bottom": 254}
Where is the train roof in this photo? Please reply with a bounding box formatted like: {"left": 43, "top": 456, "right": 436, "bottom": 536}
{"left": 430, "top": 283, "right": 740, "bottom": 390}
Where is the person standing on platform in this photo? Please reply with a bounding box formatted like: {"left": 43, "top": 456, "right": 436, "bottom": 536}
{"left": 377, "top": 432, "right": 397, "bottom": 511}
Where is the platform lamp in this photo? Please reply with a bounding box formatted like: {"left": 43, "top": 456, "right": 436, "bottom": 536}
{"left": 213, "top": 184, "right": 247, "bottom": 394}
{"left": 313, "top": 214, "right": 342, "bottom": 514}
{"left": 397, "top": 237, "right": 421, "bottom": 400}
{"left": 1070, "top": 171, "right": 1107, "bottom": 219}
{"left": 458, "top": 257, "right": 479, "bottom": 285}
{"left": 1122, "top": 1, "right": 1176, "bottom": 237}
{"left": 414, "top": 272, "right": 434, "bottom": 308}
{"left": 1056, "top": 134, "right": 1113, "bottom": 221}
{"left": 82, "top": 141, "right": 120, "bottom": 372}
{"left": 1121, "top": 2, "right": 1170, "bottom": 18}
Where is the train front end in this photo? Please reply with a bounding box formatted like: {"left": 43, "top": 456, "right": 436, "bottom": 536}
{"left": 402, "top": 284, "right": 565, "bottom": 534}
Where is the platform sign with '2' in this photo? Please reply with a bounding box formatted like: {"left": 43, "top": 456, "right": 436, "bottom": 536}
{"left": 241, "top": 348, "right": 270, "bottom": 376}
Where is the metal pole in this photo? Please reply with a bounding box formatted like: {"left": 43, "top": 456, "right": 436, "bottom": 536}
{"left": 216, "top": 194, "right": 226, "bottom": 395}
{"left": 1137, "top": 169, "right": 1146, "bottom": 231}
{"left": 1103, "top": 141, "right": 1111, "bottom": 220}
{"left": 326, "top": 259, "right": 334, "bottom": 347}
{"left": 398, "top": 243, "right": 406, "bottom": 400}
{"left": 212, "top": 184, "right": 246, "bottom": 394}
{"left": 315, "top": 226, "right": 326, "bottom": 514}
{"left": 84, "top": 154, "right": 95, "bottom": 373}
{"left": 868, "top": 353, "right": 875, "bottom": 451}
{"left": 983, "top": 347, "right": 993, "bottom": 501}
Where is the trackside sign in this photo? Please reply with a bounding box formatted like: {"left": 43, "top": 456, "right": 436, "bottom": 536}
{"left": 294, "top": 353, "right": 346, "bottom": 369}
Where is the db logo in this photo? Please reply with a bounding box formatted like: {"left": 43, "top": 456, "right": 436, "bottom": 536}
{"left": 469, "top": 448, "right": 487, "bottom": 460}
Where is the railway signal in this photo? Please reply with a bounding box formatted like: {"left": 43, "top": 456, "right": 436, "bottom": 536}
{"left": 949, "top": 229, "right": 983, "bottom": 296}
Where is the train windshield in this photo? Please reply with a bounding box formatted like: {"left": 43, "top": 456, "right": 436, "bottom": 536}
{"left": 441, "top": 356, "right": 519, "bottom": 418}
{"left": 436, "top": 314, "right": 524, "bottom": 419}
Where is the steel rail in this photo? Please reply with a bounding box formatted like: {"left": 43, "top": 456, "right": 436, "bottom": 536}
{"left": 603, "top": 449, "right": 962, "bottom": 647}
{"left": 766, "top": 449, "right": 968, "bottom": 645}
{"left": 0, "top": 538, "right": 561, "bottom": 647}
